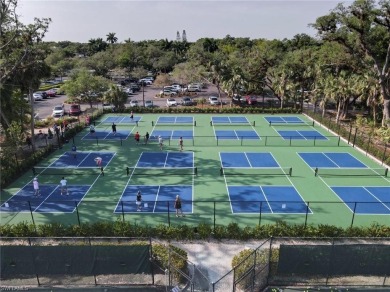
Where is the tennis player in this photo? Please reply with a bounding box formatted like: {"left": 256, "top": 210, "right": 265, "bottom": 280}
{"left": 94, "top": 157, "right": 103, "bottom": 166}
{"left": 33, "top": 177, "right": 41, "bottom": 197}
{"left": 112, "top": 122, "right": 117, "bottom": 136}
{"left": 179, "top": 137, "right": 183, "bottom": 152}
{"left": 60, "top": 177, "right": 68, "bottom": 196}
{"left": 158, "top": 135, "right": 163, "bottom": 151}
{"left": 71, "top": 144, "right": 77, "bottom": 158}
{"left": 136, "top": 191, "right": 142, "bottom": 211}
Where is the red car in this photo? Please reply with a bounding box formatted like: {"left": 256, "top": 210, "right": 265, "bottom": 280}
{"left": 69, "top": 104, "right": 81, "bottom": 116}
{"left": 46, "top": 89, "right": 56, "bottom": 97}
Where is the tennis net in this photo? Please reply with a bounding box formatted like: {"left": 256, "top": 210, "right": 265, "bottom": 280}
{"left": 314, "top": 167, "right": 388, "bottom": 177}
{"left": 33, "top": 166, "right": 104, "bottom": 176}
{"left": 269, "top": 120, "right": 315, "bottom": 126}
{"left": 220, "top": 167, "right": 292, "bottom": 176}
{"left": 126, "top": 166, "right": 197, "bottom": 176}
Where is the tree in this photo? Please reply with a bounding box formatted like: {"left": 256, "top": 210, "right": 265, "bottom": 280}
{"left": 104, "top": 85, "right": 127, "bottom": 110}
{"left": 106, "top": 32, "right": 118, "bottom": 44}
{"left": 62, "top": 69, "right": 110, "bottom": 108}
{"left": 312, "top": 0, "right": 390, "bottom": 127}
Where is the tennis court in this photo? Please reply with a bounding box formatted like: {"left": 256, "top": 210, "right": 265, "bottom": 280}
{"left": 1, "top": 114, "right": 389, "bottom": 228}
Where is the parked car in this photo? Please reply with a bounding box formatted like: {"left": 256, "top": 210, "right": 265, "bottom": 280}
{"left": 52, "top": 87, "right": 65, "bottom": 95}
{"left": 103, "top": 103, "right": 115, "bottom": 111}
{"left": 46, "top": 89, "right": 56, "bottom": 97}
{"left": 52, "top": 105, "right": 65, "bottom": 117}
{"left": 160, "top": 89, "right": 177, "bottom": 97}
{"left": 187, "top": 84, "right": 201, "bottom": 92}
{"left": 144, "top": 100, "right": 154, "bottom": 108}
{"left": 69, "top": 104, "right": 81, "bottom": 116}
{"left": 182, "top": 97, "right": 194, "bottom": 106}
{"left": 33, "top": 92, "right": 44, "bottom": 101}
{"left": 139, "top": 79, "right": 153, "bottom": 85}
{"left": 129, "top": 100, "right": 139, "bottom": 107}
{"left": 209, "top": 96, "right": 221, "bottom": 106}
{"left": 245, "top": 95, "right": 257, "bottom": 105}
{"left": 170, "top": 84, "right": 183, "bottom": 92}
{"left": 40, "top": 91, "right": 48, "bottom": 99}
{"left": 232, "top": 94, "right": 245, "bottom": 104}
{"left": 166, "top": 98, "right": 177, "bottom": 107}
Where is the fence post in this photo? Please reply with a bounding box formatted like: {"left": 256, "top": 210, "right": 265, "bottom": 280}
{"left": 351, "top": 202, "right": 357, "bottom": 227}
{"left": 347, "top": 124, "right": 352, "bottom": 144}
{"left": 213, "top": 201, "right": 216, "bottom": 232}
{"left": 366, "top": 134, "right": 372, "bottom": 156}
{"left": 167, "top": 201, "right": 170, "bottom": 227}
{"left": 75, "top": 201, "right": 81, "bottom": 226}
{"left": 28, "top": 201, "right": 37, "bottom": 233}
{"left": 258, "top": 201, "right": 262, "bottom": 226}
{"left": 265, "top": 136, "right": 268, "bottom": 146}
{"left": 121, "top": 201, "right": 125, "bottom": 223}
{"left": 304, "top": 202, "right": 310, "bottom": 228}
{"left": 352, "top": 128, "right": 358, "bottom": 147}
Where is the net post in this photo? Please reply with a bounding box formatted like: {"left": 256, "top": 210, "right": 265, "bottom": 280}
{"left": 338, "top": 136, "right": 341, "bottom": 146}
{"left": 253, "top": 121, "right": 255, "bottom": 127}
{"left": 314, "top": 136, "right": 316, "bottom": 146}
{"left": 241, "top": 136, "right": 243, "bottom": 146}
{"left": 289, "top": 167, "right": 292, "bottom": 177}
{"left": 121, "top": 201, "right": 125, "bottom": 223}
{"left": 194, "top": 167, "right": 198, "bottom": 176}
{"left": 269, "top": 121, "right": 271, "bottom": 127}
{"left": 136, "top": 121, "right": 138, "bottom": 127}
{"left": 120, "top": 137, "right": 123, "bottom": 146}
{"left": 75, "top": 201, "right": 81, "bottom": 226}
{"left": 126, "top": 167, "right": 130, "bottom": 176}
{"left": 210, "top": 121, "right": 212, "bottom": 126}
{"left": 100, "top": 167, "right": 104, "bottom": 176}
{"left": 312, "top": 120, "right": 315, "bottom": 127}
{"left": 220, "top": 167, "right": 223, "bottom": 176}
{"left": 152, "top": 121, "right": 154, "bottom": 126}
{"left": 314, "top": 167, "right": 318, "bottom": 177}
{"left": 265, "top": 136, "right": 268, "bottom": 146}
{"left": 385, "top": 168, "right": 388, "bottom": 177}
{"left": 289, "top": 136, "right": 292, "bottom": 146}
{"left": 194, "top": 120, "right": 196, "bottom": 127}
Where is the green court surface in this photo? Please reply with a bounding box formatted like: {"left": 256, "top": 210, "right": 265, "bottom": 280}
{"left": 1, "top": 114, "right": 389, "bottom": 228}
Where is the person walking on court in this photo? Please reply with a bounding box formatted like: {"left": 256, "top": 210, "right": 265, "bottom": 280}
{"left": 60, "top": 177, "right": 68, "bottom": 196}
{"left": 135, "top": 131, "right": 140, "bottom": 145}
{"left": 112, "top": 122, "right": 117, "bottom": 136}
{"left": 33, "top": 177, "right": 41, "bottom": 197}
{"left": 94, "top": 157, "right": 102, "bottom": 167}
{"left": 144, "top": 132, "right": 150, "bottom": 145}
{"left": 179, "top": 137, "right": 183, "bottom": 152}
{"left": 158, "top": 135, "right": 163, "bottom": 151}
{"left": 90, "top": 124, "right": 95, "bottom": 136}
{"left": 71, "top": 144, "right": 77, "bottom": 159}
{"left": 130, "top": 111, "right": 134, "bottom": 121}
{"left": 174, "top": 195, "right": 184, "bottom": 217}
{"left": 136, "top": 190, "right": 142, "bottom": 211}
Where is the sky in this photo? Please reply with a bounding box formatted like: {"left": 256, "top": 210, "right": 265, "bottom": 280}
{"left": 18, "top": 0, "right": 352, "bottom": 43}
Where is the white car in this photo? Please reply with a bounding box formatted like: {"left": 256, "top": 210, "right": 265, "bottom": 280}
{"left": 103, "top": 103, "right": 115, "bottom": 111}
{"left": 33, "top": 92, "right": 43, "bottom": 101}
{"left": 209, "top": 96, "right": 221, "bottom": 105}
{"left": 144, "top": 100, "right": 154, "bottom": 108}
{"left": 160, "top": 89, "right": 178, "bottom": 97}
{"left": 129, "top": 100, "right": 139, "bottom": 107}
{"left": 186, "top": 84, "right": 201, "bottom": 92}
{"left": 166, "top": 98, "right": 177, "bottom": 107}
{"left": 52, "top": 105, "right": 65, "bottom": 117}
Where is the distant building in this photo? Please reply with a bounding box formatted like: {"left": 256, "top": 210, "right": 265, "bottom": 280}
{"left": 182, "top": 30, "right": 187, "bottom": 42}
{"left": 176, "top": 31, "right": 181, "bottom": 42}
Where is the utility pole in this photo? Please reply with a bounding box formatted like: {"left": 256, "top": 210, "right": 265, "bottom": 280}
{"left": 142, "top": 82, "right": 145, "bottom": 107}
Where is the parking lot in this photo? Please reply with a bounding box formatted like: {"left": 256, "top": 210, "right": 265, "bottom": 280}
{"left": 33, "top": 83, "right": 231, "bottom": 120}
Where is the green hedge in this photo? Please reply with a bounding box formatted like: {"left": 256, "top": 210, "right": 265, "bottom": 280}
{"left": 1, "top": 221, "right": 389, "bottom": 238}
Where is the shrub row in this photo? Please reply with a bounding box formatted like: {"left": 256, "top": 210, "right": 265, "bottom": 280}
{"left": 1, "top": 221, "right": 389, "bottom": 239}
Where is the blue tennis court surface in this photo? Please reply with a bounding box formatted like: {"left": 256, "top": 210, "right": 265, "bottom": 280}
{"left": 0, "top": 185, "right": 90, "bottom": 213}
{"left": 299, "top": 152, "right": 366, "bottom": 168}
{"left": 114, "top": 185, "right": 193, "bottom": 213}
{"left": 265, "top": 116, "right": 304, "bottom": 124}
{"left": 156, "top": 116, "right": 194, "bottom": 124}
{"left": 50, "top": 151, "right": 115, "bottom": 168}
{"left": 220, "top": 152, "right": 278, "bottom": 168}
{"left": 212, "top": 116, "right": 249, "bottom": 124}
{"left": 215, "top": 130, "right": 259, "bottom": 140}
{"left": 82, "top": 129, "right": 131, "bottom": 140}
{"left": 228, "top": 186, "right": 309, "bottom": 214}
{"left": 331, "top": 186, "right": 390, "bottom": 214}
{"left": 278, "top": 130, "right": 327, "bottom": 140}
{"left": 101, "top": 116, "right": 141, "bottom": 124}
{"left": 150, "top": 130, "right": 193, "bottom": 140}
{"left": 136, "top": 152, "right": 194, "bottom": 168}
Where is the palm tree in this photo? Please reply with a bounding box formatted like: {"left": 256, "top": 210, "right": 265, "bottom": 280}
{"left": 106, "top": 32, "right": 118, "bottom": 44}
